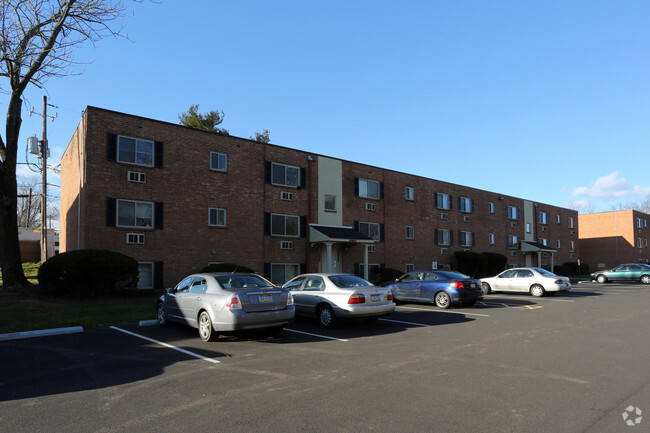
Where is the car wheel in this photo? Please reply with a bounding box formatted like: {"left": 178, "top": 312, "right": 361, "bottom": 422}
{"left": 530, "top": 284, "right": 545, "bottom": 297}
{"left": 317, "top": 304, "right": 336, "bottom": 328}
{"left": 157, "top": 303, "right": 167, "bottom": 326}
{"left": 481, "top": 282, "right": 491, "bottom": 294}
{"left": 198, "top": 311, "right": 217, "bottom": 342}
{"left": 641, "top": 275, "right": 650, "bottom": 285}
{"left": 597, "top": 275, "right": 608, "bottom": 284}
{"left": 434, "top": 291, "right": 451, "bottom": 309}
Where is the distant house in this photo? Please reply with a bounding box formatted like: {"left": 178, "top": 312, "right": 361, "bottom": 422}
{"left": 18, "top": 228, "right": 58, "bottom": 262}
{"left": 578, "top": 210, "right": 649, "bottom": 269}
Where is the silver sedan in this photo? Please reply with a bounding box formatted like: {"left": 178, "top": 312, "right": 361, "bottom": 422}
{"left": 282, "top": 273, "right": 395, "bottom": 327}
{"left": 157, "top": 272, "right": 295, "bottom": 341}
{"left": 481, "top": 267, "right": 571, "bottom": 297}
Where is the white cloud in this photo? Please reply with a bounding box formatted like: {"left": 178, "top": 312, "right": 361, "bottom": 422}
{"left": 572, "top": 172, "right": 650, "bottom": 200}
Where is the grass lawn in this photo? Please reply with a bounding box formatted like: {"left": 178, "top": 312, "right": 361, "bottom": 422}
{"left": 0, "top": 263, "right": 158, "bottom": 334}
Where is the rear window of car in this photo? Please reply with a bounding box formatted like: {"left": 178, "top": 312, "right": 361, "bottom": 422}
{"left": 328, "top": 275, "right": 372, "bottom": 288}
{"left": 215, "top": 275, "right": 274, "bottom": 289}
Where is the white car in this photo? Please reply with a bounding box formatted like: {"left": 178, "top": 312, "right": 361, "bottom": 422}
{"left": 282, "top": 273, "right": 396, "bottom": 327}
{"left": 481, "top": 267, "right": 571, "bottom": 297}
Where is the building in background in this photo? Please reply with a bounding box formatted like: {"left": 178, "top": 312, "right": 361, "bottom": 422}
{"left": 60, "top": 107, "right": 580, "bottom": 289}
{"left": 579, "top": 210, "right": 649, "bottom": 270}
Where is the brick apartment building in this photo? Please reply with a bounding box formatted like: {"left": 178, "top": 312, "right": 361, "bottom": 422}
{"left": 60, "top": 107, "right": 580, "bottom": 289}
{"left": 578, "top": 210, "right": 649, "bottom": 270}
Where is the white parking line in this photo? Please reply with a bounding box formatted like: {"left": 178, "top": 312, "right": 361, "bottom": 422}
{"left": 396, "top": 306, "right": 490, "bottom": 317}
{"left": 283, "top": 328, "right": 349, "bottom": 342}
{"left": 379, "top": 318, "right": 430, "bottom": 327}
{"left": 109, "top": 326, "right": 220, "bottom": 364}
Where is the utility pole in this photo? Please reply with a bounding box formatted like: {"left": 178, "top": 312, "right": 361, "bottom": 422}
{"left": 40, "top": 96, "right": 48, "bottom": 264}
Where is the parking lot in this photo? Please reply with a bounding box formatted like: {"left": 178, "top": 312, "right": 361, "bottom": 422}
{"left": 2, "top": 282, "right": 649, "bottom": 433}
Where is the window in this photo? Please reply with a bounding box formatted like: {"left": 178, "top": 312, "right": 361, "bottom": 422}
{"left": 459, "top": 197, "right": 474, "bottom": 213}
{"left": 435, "top": 229, "right": 452, "bottom": 246}
{"left": 190, "top": 278, "right": 207, "bottom": 293}
{"left": 568, "top": 216, "right": 575, "bottom": 228}
{"left": 435, "top": 193, "right": 451, "bottom": 210}
{"left": 281, "top": 191, "right": 293, "bottom": 201}
{"left": 118, "top": 135, "right": 154, "bottom": 167}
{"left": 209, "top": 208, "right": 226, "bottom": 227}
{"left": 127, "top": 171, "right": 146, "bottom": 183}
{"left": 538, "top": 211, "right": 548, "bottom": 224}
{"left": 405, "top": 187, "right": 414, "bottom": 201}
{"left": 538, "top": 238, "right": 548, "bottom": 246}
{"left": 507, "top": 235, "right": 519, "bottom": 249}
{"left": 138, "top": 262, "right": 154, "bottom": 289}
{"left": 526, "top": 223, "right": 532, "bottom": 233}
{"left": 270, "top": 263, "right": 300, "bottom": 285}
{"left": 639, "top": 238, "right": 643, "bottom": 248}
{"left": 556, "top": 240, "right": 561, "bottom": 248}
{"left": 488, "top": 233, "right": 495, "bottom": 245}
{"left": 459, "top": 231, "right": 474, "bottom": 247}
{"left": 324, "top": 195, "right": 337, "bottom": 212}
{"left": 359, "top": 178, "right": 380, "bottom": 199}
{"left": 117, "top": 200, "right": 154, "bottom": 228}
{"left": 556, "top": 214, "right": 561, "bottom": 224}
{"left": 569, "top": 241, "right": 575, "bottom": 251}
{"left": 271, "top": 214, "right": 300, "bottom": 237}
{"left": 126, "top": 233, "right": 145, "bottom": 244}
{"left": 637, "top": 217, "right": 644, "bottom": 228}
{"left": 405, "top": 226, "right": 415, "bottom": 239}
{"left": 272, "top": 162, "right": 300, "bottom": 187}
{"left": 406, "top": 264, "right": 415, "bottom": 273}
{"left": 488, "top": 202, "right": 495, "bottom": 213}
{"left": 210, "top": 152, "right": 227, "bottom": 171}
{"left": 358, "top": 221, "right": 381, "bottom": 241}
{"left": 507, "top": 206, "right": 519, "bottom": 220}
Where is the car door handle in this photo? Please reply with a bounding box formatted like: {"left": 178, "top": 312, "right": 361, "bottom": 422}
{"left": 196, "top": 297, "right": 201, "bottom": 301}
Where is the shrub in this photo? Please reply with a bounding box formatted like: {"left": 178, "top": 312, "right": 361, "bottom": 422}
{"left": 199, "top": 263, "right": 256, "bottom": 273}
{"left": 454, "top": 251, "right": 508, "bottom": 278}
{"left": 560, "top": 262, "right": 590, "bottom": 276}
{"left": 369, "top": 267, "right": 404, "bottom": 285}
{"left": 38, "top": 249, "right": 139, "bottom": 298}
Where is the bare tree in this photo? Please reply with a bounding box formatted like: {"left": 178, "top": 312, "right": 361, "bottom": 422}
{"left": 0, "top": 0, "right": 128, "bottom": 289}
{"left": 16, "top": 175, "right": 42, "bottom": 228}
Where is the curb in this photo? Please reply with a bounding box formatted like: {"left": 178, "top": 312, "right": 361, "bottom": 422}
{"left": 139, "top": 319, "right": 158, "bottom": 326}
{"left": 0, "top": 326, "right": 84, "bottom": 342}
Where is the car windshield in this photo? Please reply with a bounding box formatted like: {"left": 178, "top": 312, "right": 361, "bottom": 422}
{"left": 535, "top": 268, "right": 557, "bottom": 277}
{"left": 215, "top": 275, "right": 274, "bottom": 289}
{"left": 328, "top": 275, "right": 372, "bottom": 288}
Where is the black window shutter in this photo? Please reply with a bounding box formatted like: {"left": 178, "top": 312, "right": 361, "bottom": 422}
{"left": 434, "top": 228, "right": 439, "bottom": 245}
{"left": 472, "top": 232, "right": 476, "bottom": 247}
{"left": 154, "top": 141, "right": 164, "bottom": 168}
{"left": 265, "top": 161, "right": 272, "bottom": 184}
{"left": 154, "top": 202, "right": 163, "bottom": 229}
{"left": 449, "top": 196, "right": 453, "bottom": 210}
{"left": 106, "top": 197, "right": 116, "bottom": 227}
{"left": 354, "top": 177, "right": 359, "bottom": 196}
{"left": 354, "top": 221, "right": 359, "bottom": 232}
{"left": 379, "top": 182, "right": 384, "bottom": 200}
{"left": 300, "top": 216, "right": 307, "bottom": 238}
{"left": 450, "top": 230, "right": 454, "bottom": 246}
{"left": 300, "top": 263, "right": 307, "bottom": 274}
{"left": 471, "top": 199, "right": 475, "bottom": 214}
{"left": 354, "top": 263, "right": 360, "bottom": 277}
{"left": 107, "top": 133, "right": 117, "bottom": 161}
{"left": 380, "top": 223, "right": 385, "bottom": 242}
{"left": 153, "top": 262, "right": 164, "bottom": 290}
{"left": 264, "top": 213, "right": 270, "bottom": 235}
{"left": 458, "top": 196, "right": 461, "bottom": 210}
{"left": 264, "top": 263, "right": 271, "bottom": 280}
{"left": 299, "top": 167, "right": 306, "bottom": 189}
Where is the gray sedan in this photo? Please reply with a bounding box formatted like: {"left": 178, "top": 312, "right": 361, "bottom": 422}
{"left": 283, "top": 273, "right": 395, "bottom": 327}
{"left": 157, "top": 273, "right": 295, "bottom": 341}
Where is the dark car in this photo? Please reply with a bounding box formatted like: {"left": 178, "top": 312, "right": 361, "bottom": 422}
{"left": 383, "top": 270, "right": 484, "bottom": 309}
{"left": 591, "top": 264, "right": 650, "bottom": 284}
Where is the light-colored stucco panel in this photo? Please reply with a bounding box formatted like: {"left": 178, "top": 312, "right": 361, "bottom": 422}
{"left": 317, "top": 157, "right": 343, "bottom": 226}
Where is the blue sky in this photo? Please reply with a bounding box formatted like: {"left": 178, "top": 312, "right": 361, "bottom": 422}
{"left": 11, "top": 0, "right": 650, "bottom": 220}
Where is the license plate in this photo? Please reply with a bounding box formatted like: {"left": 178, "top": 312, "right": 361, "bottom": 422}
{"left": 258, "top": 294, "right": 273, "bottom": 303}
{"left": 371, "top": 294, "right": 380, "bottom": 302}
{"left": 470, "top": 283, "right": 476, "bottom": 288}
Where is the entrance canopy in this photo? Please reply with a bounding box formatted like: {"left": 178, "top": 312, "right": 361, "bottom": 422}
{"left": 521, "top": 240, "right": 557, "bottom": 271}
{"left": 309, "top": 224, "right": 374, "bottom": 279}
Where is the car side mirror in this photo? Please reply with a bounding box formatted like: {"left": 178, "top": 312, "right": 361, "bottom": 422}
{"left": 166, "top": 287, "right": 175, "bottom": 294}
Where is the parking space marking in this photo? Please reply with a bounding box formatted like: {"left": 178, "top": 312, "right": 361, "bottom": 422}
{"left": 283, "top": 328, "right": 349, "bottom": 342}
{"left": 396, "top": 306, "right": 490, "bottom": 317}
{"left": 379, "top": 318, "right": 431, "bottom": 327}
{"left": 109, "top": 326, "right": 221, "bottom": 364}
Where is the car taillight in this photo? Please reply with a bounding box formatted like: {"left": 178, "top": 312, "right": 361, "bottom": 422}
{"left": 554, "top": 279, "right": 563, "bottom": 284}
{"left": 287, "top": 292, "right": 294, "bottom": 305}
{"left": 387, "top": 292, "right": 393, "bottom": 301}
{"left": 453, "top": 281, "right": 464, "bottom": 289}
{"left": 226, "top": 295, "right": 242, "bottom": 310}
{"left": 348, "top": 294, "right": 365, "bottom": 304}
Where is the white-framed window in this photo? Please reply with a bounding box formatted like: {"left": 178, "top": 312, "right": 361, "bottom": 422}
{"left": 569, "top": 241, "right": 575, "bottom": 251}
{"left": 556, "top": 214, "right": 561, "bottom": 224}
{"left": 507, "top": 235, "right": 519, "bottom": 249}
{"left": 210, "top": 152, "right": 227, "bottom": 171}
{"left": 538, "top": 238, "right": 548, "bottom": 246}
{"left": 358, "top": 221, "right": 381, "bottom": 241}
{"left": 405, "top": 226, "right": 415, "bottom": 239}
{"left": 459, "top": 231, "right": 473, "bottom": 247}
{"left": 406, "top": 264, "right": 415, "bottom": 273}
{"left": 488, "top": 233, "right": 495, "bottom": 245}
{"left": 209, "top": 208, "right": 226, "bottom": 227}
{"left": 367, "top": 245, "right": 375, "bottom": 253}
{"left": 127, "top": 171, "right": 146, "bottom": 183}
{"left": 568, "top": 216, "right": 575, "bottom": 229}
{"left": 538, "top": 211, "right": 548, "bottom": 224}
{"left": 507, "top": 206, "right": 519, "bottom": 220}
{"left": 359, "top": 178, "right": 380, "bottom": 199}
{"left": 138, "top": 262, "right": 154, "bottom": 289}
{"left": 526, "top": 223, "right": 532, "bottom": 233}
{"left": 126, "top": 233, "right": 145, "bottom": 244}
{"left": 272, "top": 162, "right": 300, "bottom": 187}
{"left": 488, "top": 202, "right": 495, "bottom": 213}
{"left": 436, "top": 229, "right": 451, "bottom": 246}
{"left": 118, "top": 135, "right": 154, "bottom": 167}
{"left": 637, "top": 217, "right": 643, "bottom": 228}
{"left": 435, "top": 193, "right": 451, "bottom": 210}
{"left": 638, "top": 238, "right": 644, "bottom": 248}
{"left": 270, "top": 263, "right": 300, "bottom": 285}
{"left": 281, "top": 191, "right": 294, "bottom": 201}
{"left": 556, "top": 240, "right": 561, "bottom": 248}
{"left": 117, "top": 199, "right": 154, "bottom": 228}
{"left": 324, "top": 195, "right": 337, "bottom": 212}
{"left": 459, "top": 197, "right": 473, "bottom": 213}
{"left": 405, "top": 187, "right": 414, "bottom": 201}
{"left": 271, "top": 214, "right": 300, "bottom": 237}
{"left": 280, "top": 241, "right": 293, "bottom": 250}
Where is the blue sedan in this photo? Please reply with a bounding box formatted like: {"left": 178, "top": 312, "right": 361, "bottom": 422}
{"left": 384, "top": 270, "right": 484, "bottom": 309}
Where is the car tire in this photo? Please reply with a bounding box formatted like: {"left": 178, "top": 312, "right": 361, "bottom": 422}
{"left": 597, "top": 275, "right": 608, "bottom": 284}
{"left": 481, "top": 282, "right": 491, "bottom": 295}
{"left": 434, "top": 291, "right": 451, "bottom": 309}
{"left": 157, "top": 302, "right": 167, "bottom": 326}
{"left": 641, "top": 275, "right": 650, "bottom": 285}
{"left": 530, "top": 284, "right": 545, "bottom": 297}
{"left": 317, "top": 304, "right": 336, "bottom": 328}
{"left": 198, "top": 311, "right": 217, "bottom": 342}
